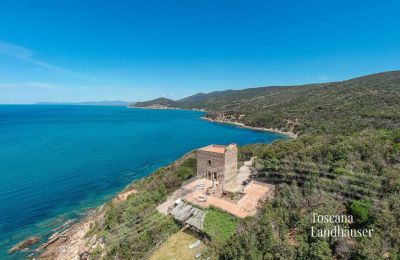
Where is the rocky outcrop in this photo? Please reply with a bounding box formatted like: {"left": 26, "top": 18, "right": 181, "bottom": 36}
{"left": 112, "top": 189, "right": 137, "bottom": 203}
{"left": 39, "top": 213, "right": 99, "bottom": 259}
{"left": 8, "top": 236, "right": 40, "bottom": 254}
{"left": 36, "top": 232, "right": 61, "bottom": 251}
{"left": 37, "top": 206, "right": 107, "bottom": 259}
{"left": 38, "top": 186, "right": 137, "bottom": 259}
{"left": 38, "top": 152, "right": 195, "bottom": 259}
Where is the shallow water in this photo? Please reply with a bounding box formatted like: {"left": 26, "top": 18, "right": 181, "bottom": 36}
{"left": 0, "top": 105, "right": 284, "bottom": 258}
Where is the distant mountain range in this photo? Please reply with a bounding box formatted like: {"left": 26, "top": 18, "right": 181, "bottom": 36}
{"left": 36, "top": 101, "right": 132, "bottom": 106}
{"left": 132, "top": 70, "right": 400, "bottom": 136}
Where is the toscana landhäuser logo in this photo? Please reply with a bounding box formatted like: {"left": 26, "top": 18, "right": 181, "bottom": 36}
{"left": 311, "top": 213, "right": 374, "bottom": 238}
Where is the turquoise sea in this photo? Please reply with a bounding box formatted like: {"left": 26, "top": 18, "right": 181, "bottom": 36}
{"left": 0, "top": 105, "right": 284, "bottom": 258}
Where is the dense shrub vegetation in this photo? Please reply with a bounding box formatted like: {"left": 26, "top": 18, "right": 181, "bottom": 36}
{"left": 239, "top": 130, "right": 400, "bottom": 201}
{"left": 218, "top": 130, "right": 400, "bottom": 259}
{"left": 108, "top": 71, "right": 399, "bottom": 259}
{"left": 134, "top": 71, "right": 400, "bottom": 136}
{"left": 88, "top": 155, "right": 197, "bottom": 259}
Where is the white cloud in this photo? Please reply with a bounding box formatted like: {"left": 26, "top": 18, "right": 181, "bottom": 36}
{"left": 0, "top": 40, "right": 67, "bottom": 73}
{"left": 0, "top": 40, "right": 102, "bottom": 83}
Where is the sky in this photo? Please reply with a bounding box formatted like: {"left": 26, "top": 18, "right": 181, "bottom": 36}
{"left": 0, "top": 0, "right": 399, "bottom": 104}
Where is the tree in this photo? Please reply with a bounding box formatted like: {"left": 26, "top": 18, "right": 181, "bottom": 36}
{"left": 349, "top": 200, "right": 372, "bottom": 226}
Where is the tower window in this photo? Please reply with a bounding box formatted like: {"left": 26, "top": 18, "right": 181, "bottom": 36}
{"left": 207, "top": 160, "right": 211, "bottom": 166}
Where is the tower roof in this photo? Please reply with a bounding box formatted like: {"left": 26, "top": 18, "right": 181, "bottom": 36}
{"left": 198, "top": 144, "right": 236, "bottom": 154}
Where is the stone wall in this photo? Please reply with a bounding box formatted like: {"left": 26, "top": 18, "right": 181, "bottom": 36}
{"left": 196, "top": 144, "right": 238, "bottom": 183}
{"left": 224, "top": 145, "right": 238, "bottom": 181}
{"left": 196, "top": 150, "right": 225, "bottom": 180}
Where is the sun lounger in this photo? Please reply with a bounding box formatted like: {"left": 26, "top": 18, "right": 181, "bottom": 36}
{"left": 188, "top": 240, "right": 201, "bottom": 249}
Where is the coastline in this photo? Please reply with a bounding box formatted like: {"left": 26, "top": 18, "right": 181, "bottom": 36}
{"left": 38, "top": 210, "right": 101, "bottom": 259}
{"left": 201, "top": 116, "right": 298, "bottom": 139}
{"left": 18, "top": 109, "right": 290, "bottom": 258}
{"left": 37, "top": 188, "right": 136, "bottom": 258}
{"left": 37, "top": 152, "right": 196, "bottom": 259}
{"left": 129, "top": 105, "right": 297, "bottom": 139}
{"left": 127, "top": 105, "right": 205, "bottom": 112}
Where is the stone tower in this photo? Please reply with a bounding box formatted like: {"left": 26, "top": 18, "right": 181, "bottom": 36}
{"left": 196, "top": 144, "right": 238, "bottom": 183}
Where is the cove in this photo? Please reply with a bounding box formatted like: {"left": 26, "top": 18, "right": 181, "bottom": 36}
{"left": 0, "top": 105, "right": 285, "bottom": 258}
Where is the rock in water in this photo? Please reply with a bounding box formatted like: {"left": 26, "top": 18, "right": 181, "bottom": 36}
{"left": 37, "top": 232, "right": 61, "bottom": 251}
{"left": 8, "top": 236, "right": 40, "bottom": 254}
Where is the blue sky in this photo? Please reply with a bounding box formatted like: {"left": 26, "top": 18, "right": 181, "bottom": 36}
{"left": 0, "top": 0, "right": 399, "bottom": 104}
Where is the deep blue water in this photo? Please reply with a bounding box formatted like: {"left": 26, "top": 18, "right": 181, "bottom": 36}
{"left": 0, "top": 105, "right": 284, "bottom": 258}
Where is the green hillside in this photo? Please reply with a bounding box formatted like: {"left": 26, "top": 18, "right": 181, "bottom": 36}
{"left": 224, "top": 129, "right": 400, "bottom": 258}
{"left": 202, "top": 71, "right": 400, "bottom": 135}
{"left": 92, "top": 71, "right": 399, "bottom": 259}
{"left": 134, "top": 71, "right": 400, "bottom": 135}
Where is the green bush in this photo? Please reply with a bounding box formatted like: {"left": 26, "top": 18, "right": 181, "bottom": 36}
{"left": 203, "top": 208, "right": 239, "bottom": 243}
{"left": 349, "top": 200, "right": 372, "bottom": 226}
{"left": 88, "top": 154, "right": 196, "bottom": 259}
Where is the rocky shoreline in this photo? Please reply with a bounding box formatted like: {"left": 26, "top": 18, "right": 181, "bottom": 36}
{"left": 9, "top": 111, "right": 292, "bottom": 259}
{"left": 130, "top": 105, "right": 297, "bottom": 138}
{"left": 8, "top": 237, "right": 41, "bottom": 255}
{"left": 35, "top": 187, "right": 140, "bottom": 259}
{"left": 201, "top": 116, "right": 298, "bottom": 139}
{"left": 128, "top": 105, "right": 205, "bottom": 112}
{"left": 38, "top": 210, "right": 102, "bottom": 259}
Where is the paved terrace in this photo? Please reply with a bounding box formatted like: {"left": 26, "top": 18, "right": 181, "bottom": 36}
{"left": 223, "top": 161, "right": 253, "bottom": 193}
{"left": 182, "top": 178, "right": 274, "bottom": 218}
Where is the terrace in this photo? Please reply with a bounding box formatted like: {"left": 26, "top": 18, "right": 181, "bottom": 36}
{"left": 180, "top": 178, "right": 274, "bottom": 218}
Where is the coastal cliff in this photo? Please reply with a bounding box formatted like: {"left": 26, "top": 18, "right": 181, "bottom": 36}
{"left": 38, "top": 152, "right": 196, "bottom": 259}
{"left": 31, "top": 71, "right": 400, "bottom": 259}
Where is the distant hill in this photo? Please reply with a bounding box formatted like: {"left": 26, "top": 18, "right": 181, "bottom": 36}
{"left": 67, "top": 71, "right": 400, "bottom": 259}
{"left": 130, "top": 97, "right": 180, "bottom": 109}
{"left": 133, "top": 70, "right": 400, "bottom": 135}
{"left": 36, "top": 101, "right": 131, "bottom": 106}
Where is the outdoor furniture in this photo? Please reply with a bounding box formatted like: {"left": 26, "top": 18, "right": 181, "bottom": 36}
{"left": 188, "top": 240, "right": 201, "bottom": 249}
{"left": 197, "top": 194, "right": 207, "bottom": 202}
{"left": 196, "top": 183, "right": 205, "bottom": 190}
